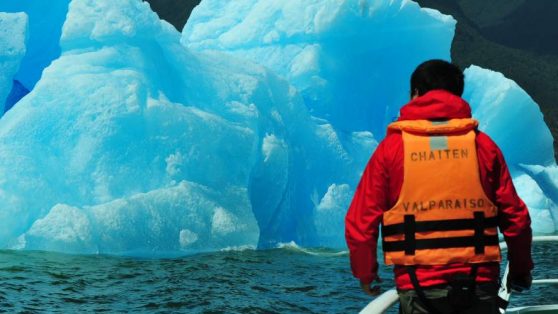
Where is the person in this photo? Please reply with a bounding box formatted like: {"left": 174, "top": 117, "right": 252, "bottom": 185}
{"left": 345, "top": 59, "right": 533, "bottom": 313}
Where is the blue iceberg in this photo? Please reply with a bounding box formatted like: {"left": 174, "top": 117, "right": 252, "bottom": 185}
{"left": 0, "top": 12, "right": 27, "bottom": 109}
{"left": 182, "top": 0, "right": 455, "bottom": 139}
{"left": 4, "top": 80, "right": 30, "bottom": 113}
{"left": 0, "top": 0, "right": 69, "bottom": 91}
{"left": 183, "top": 0, "right": 557, "bottom": 237}
{"left": 0, "top": 0, "right": 555, "bottom": 255}
{"left": 463, "top": 66, "right": 556, "bottom": 233}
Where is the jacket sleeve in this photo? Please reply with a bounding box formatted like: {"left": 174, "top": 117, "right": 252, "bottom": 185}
{"left": 488, "top": 139, "right": 534, "bottom": 277}
{"left": 345, "top": 140, "right": 389, "bottom": 284}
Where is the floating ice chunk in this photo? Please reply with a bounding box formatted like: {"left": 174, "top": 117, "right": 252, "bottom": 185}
{"left": 0, "top": 0, "right": 268, "bottom": 251}
{"left": 181, "top": 0, "right": 456, "bottom": 247}
{"left": 0, "top": 0, "right": 370, "bottom": 253}
{"left": 1, "top": 0, "right": 555, "bottom": 253}
{"left": 184, "top": 1, "right": 558, "bottom": 244}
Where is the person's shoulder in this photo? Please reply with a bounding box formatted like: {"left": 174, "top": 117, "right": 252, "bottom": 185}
{"left": 371, "top": 131, "right": 403, "bottom": 167}
{"left": 475, "top": 130, "right": 506, "bottom": 165}
{"left": 385, "top": 127, "right": 404, "bottom": 141}
{"left": 377, "top": 130, "right": 402, "bottom": 150}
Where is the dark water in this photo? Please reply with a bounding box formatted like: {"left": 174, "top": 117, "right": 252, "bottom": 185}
{"left": 0, "top": 243, "right": 556, "bottom": 313}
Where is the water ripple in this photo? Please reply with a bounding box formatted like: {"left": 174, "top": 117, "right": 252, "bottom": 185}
{"left": 0, "top": 243, "right": 555, "bottom": 313}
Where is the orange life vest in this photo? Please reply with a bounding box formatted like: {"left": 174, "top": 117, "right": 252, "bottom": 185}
{"left": 382, "top": 118, "right": 501, "bottom": 266}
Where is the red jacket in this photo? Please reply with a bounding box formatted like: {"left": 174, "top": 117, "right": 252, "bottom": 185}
{"left": 345, "top": 90, "right": 533, "bottom": 290}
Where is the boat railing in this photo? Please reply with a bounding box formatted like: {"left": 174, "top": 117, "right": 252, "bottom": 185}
{"left": 359, "top": 235, "right": 558, "bottom": 314}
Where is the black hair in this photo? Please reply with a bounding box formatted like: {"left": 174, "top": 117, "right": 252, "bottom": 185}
{"left": 410, "top": 59, "right": 464, "bottom": 97}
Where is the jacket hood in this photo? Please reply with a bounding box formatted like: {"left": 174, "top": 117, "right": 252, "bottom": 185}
{"left": 398, "top": 90, "right": 472, "bottom": 121}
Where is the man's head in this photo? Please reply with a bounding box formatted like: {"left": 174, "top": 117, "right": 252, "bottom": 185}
{"left": 410, "top": 59, "right": 464, "bottom": 99}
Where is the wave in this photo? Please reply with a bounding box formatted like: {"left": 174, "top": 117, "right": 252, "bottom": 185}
{"left": 219, "top": 245, "right": 257, "bottom": 252}
{"left": 276, "top": 241, "right": 348, "bottom": 257}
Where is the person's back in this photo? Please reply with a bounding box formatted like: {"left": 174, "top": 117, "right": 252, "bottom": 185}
{"left": 345, "top": 60, "right": 533, "bottom": 313}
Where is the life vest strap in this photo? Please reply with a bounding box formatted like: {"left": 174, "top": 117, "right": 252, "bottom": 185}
{"left": 383, "top": 234, "right": 499, "bottom": 253}
{"left": 406, "top": 266, "right": 443, "bottom": 314}
{"left": 474, "top": 212, "right": 485, "bottom": 254}
{"left": 382, "top": 215, "right": 498, "bottom": 236}
{"left": 404, "top": 215, "right": 416, "bottom": 255}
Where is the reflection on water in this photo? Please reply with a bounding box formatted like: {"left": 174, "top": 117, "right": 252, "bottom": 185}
{"left": 0, "top": 243, "right": 555, "bottom": 313}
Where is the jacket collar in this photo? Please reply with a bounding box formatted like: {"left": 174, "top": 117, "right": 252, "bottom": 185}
{"left": 398, "top": 90, "right": 472, "bottom": 121}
